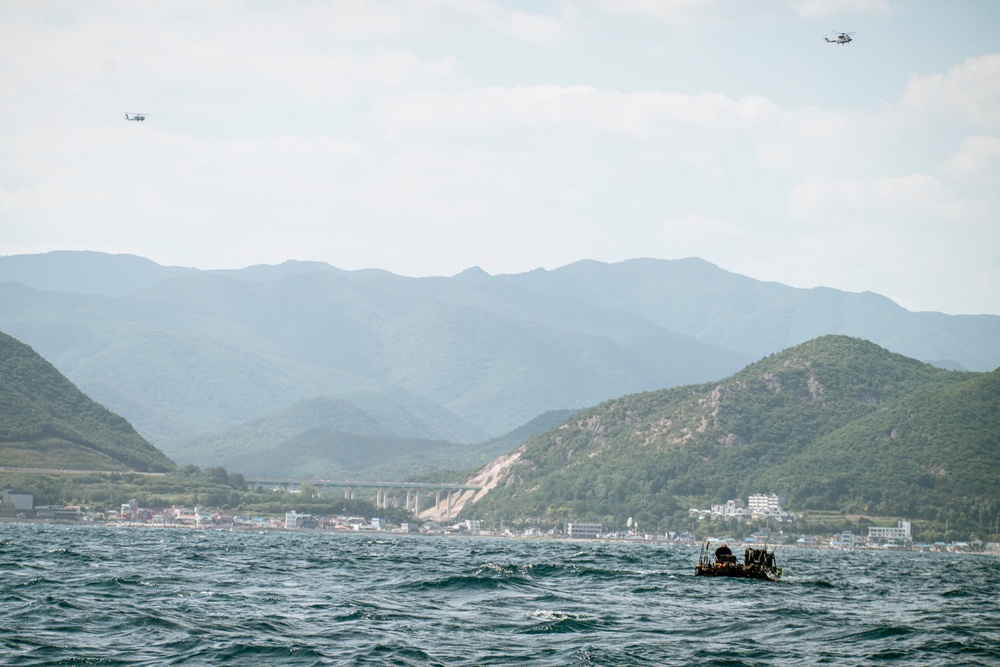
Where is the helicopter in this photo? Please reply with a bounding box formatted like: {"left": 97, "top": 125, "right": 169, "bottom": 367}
{"left": 824, "top": 31, "right": 856, "bottom": 45}
{"left": 124, "top": 113, "right": 148, "bottom": 122}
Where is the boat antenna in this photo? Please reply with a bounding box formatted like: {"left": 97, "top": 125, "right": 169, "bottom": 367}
{"left": 761, "top": 534, "right": 780, "bottom": 569}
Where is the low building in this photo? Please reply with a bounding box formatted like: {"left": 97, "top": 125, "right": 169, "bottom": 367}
{"left": 34, "top": 506, "right": 82, "bottom": 521}
{"left": 831, "top": 532, "right": 862, "bottom": 548}
{"left": 711, "top": 499, "right": 749, "bottom": 521}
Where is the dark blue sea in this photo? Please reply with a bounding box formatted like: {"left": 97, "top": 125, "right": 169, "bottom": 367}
{"left": 2, "top": 523, "right": 998, "bottom": 666}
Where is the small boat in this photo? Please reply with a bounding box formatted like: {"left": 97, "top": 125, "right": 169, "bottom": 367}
{"left": 695, "top": 541, "right": 782, "bottom": 581}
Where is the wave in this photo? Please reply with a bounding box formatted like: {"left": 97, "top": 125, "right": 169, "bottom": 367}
{"left": 521, "top": 610, "right": 608, "bottom": 634}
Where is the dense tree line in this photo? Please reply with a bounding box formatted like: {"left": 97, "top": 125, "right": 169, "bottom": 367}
{"left": 0, "top": 465, "right": 414, "bottom": 523}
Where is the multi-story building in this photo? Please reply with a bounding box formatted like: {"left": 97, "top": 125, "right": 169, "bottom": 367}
{"left": 748, "top": 493, "right": 796, "bottom": 523}
{"left": 748, "top": 493, "right": 782, "bottom": 517}
{"left": 565, "top": 522, "right": 602, "bottom": 539}
{"left": 1, "top": 487, "right": 33, "bottom": 517}
{"left": 868, "top": 520, "right": 911, "bottom": 546}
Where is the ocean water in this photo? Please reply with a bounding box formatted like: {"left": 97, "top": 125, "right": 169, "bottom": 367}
{"left": 1, "top": 524, "right": 998, "bottom": 666}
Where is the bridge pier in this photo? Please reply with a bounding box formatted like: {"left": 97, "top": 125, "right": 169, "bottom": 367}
{"left": 434, "top": 490, "right": 455, "bottom": 518}
{"left": 245, "top": 477, "right": 481, "bottom": 515}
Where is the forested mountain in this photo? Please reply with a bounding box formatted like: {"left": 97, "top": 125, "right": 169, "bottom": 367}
{"left": 460, "top": 336, "right": 999, "bottom": 536}
{"left": 0, "top": 251, "right": 997, "bottom": 472}
{"left": 0, "top": 330, "right": 174, "bottom": 473}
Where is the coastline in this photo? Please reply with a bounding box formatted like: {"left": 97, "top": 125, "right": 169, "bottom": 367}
{"left": 3, "top": 516, "right": 997, "bottom": 556}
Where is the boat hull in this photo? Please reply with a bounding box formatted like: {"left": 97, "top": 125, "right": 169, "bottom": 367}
{"left": 695, "top": 563, "right": 781, "bottom": 581}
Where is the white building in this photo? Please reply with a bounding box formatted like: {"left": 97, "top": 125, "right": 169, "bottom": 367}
{"left": 748, "top": 493, "right": 782, "bottom": 516}
{"left": 565, "top": 522, "right": 602, "bottom": 539}
{"left": 711, "top": 499, "right": 749, "bottom": 521}
{"left": 868, "top": 521, "right": 911, "bottom": 545}
{"left": 747, "top": 493, "right": 796, "bottom": 523}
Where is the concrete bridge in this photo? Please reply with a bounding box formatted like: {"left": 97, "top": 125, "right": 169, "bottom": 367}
{"left": 245, "top": 477, "right": 482, "bottom": 517}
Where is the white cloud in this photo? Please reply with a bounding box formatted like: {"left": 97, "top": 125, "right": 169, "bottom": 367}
{"left": 874, "top": 173, "right": 969, "bottom": 220}
{"left": 754, "top": 106, "right": 874, "bottom": 171}
{"left": 787, "top": 177, "right": 874, "bottom": 221}
{"left": 788, "top": 0, "right": 892, "bottom": 18}
{"left": 591, "top": 0, "right": 891, "bottom": 22}
{"left": 321, "top": 0, "right": 575, "bottom": 45}
{"left": 370, "top": 84, "right": 887, "bottom": 180}
{"left": 942, "top": 135, "right": 1000, "bottom": 179}
{"left": 901, "top": 54, "right": 1000, "bottom": 127}
{"left": 174, "top": 135, "right": 372, "bottom": 202}
{"left": 0, "top": 4, "right": 461, "bottom": 109}
{"left": 588, "top": 0, "right": 717, "bottom": 22}
{"left": 659, "top": 213, "right": 750, "bottom": 251}
{"left": 788, "top": 173, "right": 971, "bottom": 222}
{"left": 502, "top": 10, "right": 572, "bottom": 44}
{"left": 371, "top": 85, "right": 785, "bottom": 139}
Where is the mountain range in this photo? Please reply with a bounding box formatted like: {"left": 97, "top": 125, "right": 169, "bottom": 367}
{"left": 1, "top": 251, "right": 997, "bottom": 475}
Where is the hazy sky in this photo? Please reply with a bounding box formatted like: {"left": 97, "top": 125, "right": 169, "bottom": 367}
{"left": 2, "top": 1, "right": 998, "bottom": 315}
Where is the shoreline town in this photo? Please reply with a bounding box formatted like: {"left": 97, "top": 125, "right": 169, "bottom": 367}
{"left": 3, "top": 486, "right": 997, "bottom": 555}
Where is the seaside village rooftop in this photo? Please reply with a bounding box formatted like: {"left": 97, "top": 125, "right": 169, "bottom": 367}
{"left": 688, "top": 493, "right": 797, "bottom": 524}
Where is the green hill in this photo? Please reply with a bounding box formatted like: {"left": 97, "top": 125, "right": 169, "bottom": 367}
{"left": 0, "top": 330, "right": 175, "bottom": 473}
{"left": 461, "top": 336, "right": 998, "bottom": 536}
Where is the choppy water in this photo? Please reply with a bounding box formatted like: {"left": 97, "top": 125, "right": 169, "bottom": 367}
{"left": 1, "top": 523, "right": 998, "bottom": 666}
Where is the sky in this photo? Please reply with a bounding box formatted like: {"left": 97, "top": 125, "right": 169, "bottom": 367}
{"left": 1, "top": 1, "right": 998, "bottom": 315}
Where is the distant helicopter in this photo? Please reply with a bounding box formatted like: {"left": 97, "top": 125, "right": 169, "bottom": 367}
{"left": 824, "top": 31, "right": 856, "bottom": 45}
{"left": 124, "top": 113, "right": 148, "bottom": 122}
